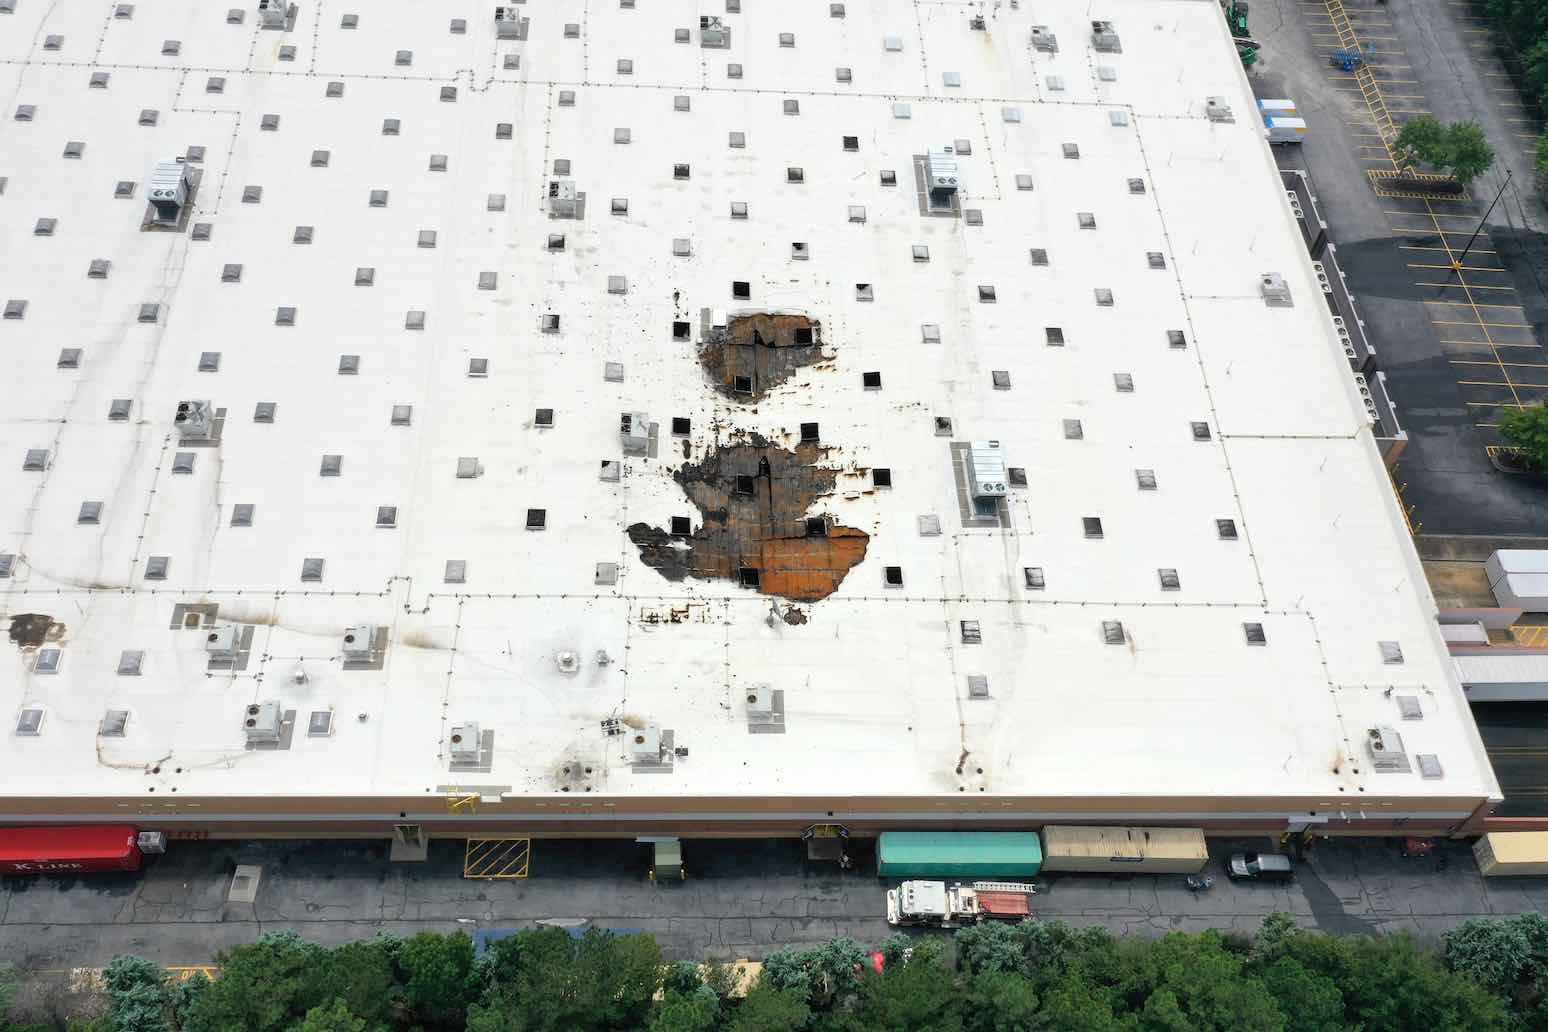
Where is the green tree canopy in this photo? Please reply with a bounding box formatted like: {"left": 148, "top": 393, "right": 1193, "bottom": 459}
{"left": 398, "top": 932, "right": 476, "bottom": 1029}
{"left": 1500, "top": 403, "right": 1548, "bottom": 470}
{"left": 1393, "top": 116, "right": 1496, "bottom": 184}
{"left": 291, "top": 997, "right": 373, "bottom": 1032}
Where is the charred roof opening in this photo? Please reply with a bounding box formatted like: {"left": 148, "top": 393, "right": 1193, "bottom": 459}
{"left": 699, "top": 312, "right": 825, "bottom": 402}
{"left": 627, "top": 434, "right": 868, "bottom": 602}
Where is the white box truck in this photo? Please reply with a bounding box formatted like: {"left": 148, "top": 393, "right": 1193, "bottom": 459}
{"left": 1265, "top": 117, "right": 1307, "bottom": 146}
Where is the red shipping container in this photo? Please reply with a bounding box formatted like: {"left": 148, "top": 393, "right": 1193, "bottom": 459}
{"left": 0, "top": 826, "right": 141, "bottom": 874}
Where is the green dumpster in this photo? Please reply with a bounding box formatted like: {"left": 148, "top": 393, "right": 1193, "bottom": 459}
{"left": 877, "top": 831, "right": 1042, "bottom": 878}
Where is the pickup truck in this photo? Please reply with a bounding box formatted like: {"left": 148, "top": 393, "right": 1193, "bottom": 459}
{"left": 885, "top": 880, "right": 1036, "bottom": 927}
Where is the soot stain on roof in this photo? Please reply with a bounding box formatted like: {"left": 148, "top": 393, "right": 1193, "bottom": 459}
{"left": 699, "top": 312, "right": 826, "bottom": 402}
{"left": 627, "top": 434, "right": 868, "bottom": 602}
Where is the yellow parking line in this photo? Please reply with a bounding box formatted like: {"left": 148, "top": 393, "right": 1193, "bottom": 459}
{"left": 1422, "top": 300, "right": 1526, "bottom": 310}
{"left": 1415, "top": 282, "right": 1518, "bottom": 290}
{"left": 1450, "top": 360, "right": 1548, "bottom": 369}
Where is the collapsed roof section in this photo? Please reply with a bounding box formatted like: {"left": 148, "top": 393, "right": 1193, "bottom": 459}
{"left": 627, "top": 434, "right": 867, "bottom": 602}
{"left": 698, "top": 312, "right": 826, "bottom": 402}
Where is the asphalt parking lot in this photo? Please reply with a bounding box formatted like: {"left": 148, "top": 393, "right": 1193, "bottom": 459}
{"left": 1, "top": 836, "right": 1546, "bottom": 969}
{"left": 1252, "top": 0, "right": 1548, "bottom": 536}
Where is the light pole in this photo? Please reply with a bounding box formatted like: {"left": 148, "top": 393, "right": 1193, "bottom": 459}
{"left": 1452, "top": 169, "right": 1512, "bottom": 272}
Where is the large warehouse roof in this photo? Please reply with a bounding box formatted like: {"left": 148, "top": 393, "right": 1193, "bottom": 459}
{"left": 0, "top": 0, "right": 1499, "bottom": 824}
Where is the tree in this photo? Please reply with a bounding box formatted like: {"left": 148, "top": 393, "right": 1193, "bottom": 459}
{"left": 182, "top": 930, "right": 325, "bottom": 1032}
{"left": 1536, "top": 133, "right": 1548, "bottom": 195}
{"left": 965, "top": 970, "right": 1039, "bottom": 1032}
{"left": 475, "top": 927, "right": 663, "bottom": 1032}
{"left": 725, "top": 983, "right": 811, "bottom": 1032}
{"left": 291, "top": 997, "right": 372, "bottom": 1032}
{"left": 1393, "top": 116, "right": 1495, "bottom": 185}
{"left": 398, "top": 932, "right": 476, "bottom": 1029}
{"left": 647, "top": 989, "right": 720, "bottom": 1032}
{"left": 100, "top": 956, "right": 173, "bottom": 1032}
{"left": 1395, "top": 115, "right": 1449, "bottom": 168}
{"left": 661, "top": 961, "right": 703, "bottom": 998}
{"left": 1500, "top": 402, "right": 1548, "bottom": 470}
{"left": 833, "top": 953, "right": 963, "bottom": 1032}
{"left": 1446, "top": 122, "right": 1496, "bottom": 185}
{"left": 1444, "top": 917, "right": 1534, "bottom": 996}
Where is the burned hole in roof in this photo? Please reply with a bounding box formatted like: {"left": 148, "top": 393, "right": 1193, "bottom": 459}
{"left": 626, "top": 433, "right": 868, "bottom": 602}
{"left": 698, "top": 312, "right": 826, "bottom": 403}
{"left": 9, "top": 614, "right": 63, "bottom": 650}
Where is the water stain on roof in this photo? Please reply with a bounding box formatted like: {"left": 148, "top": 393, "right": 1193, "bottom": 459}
{"left": 627, "top": 434, "right": 868, "bottom": 602}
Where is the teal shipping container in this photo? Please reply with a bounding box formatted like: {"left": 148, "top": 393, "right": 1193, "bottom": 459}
{"left": 876, "top": 831, "right": 1043, "bottom": 878}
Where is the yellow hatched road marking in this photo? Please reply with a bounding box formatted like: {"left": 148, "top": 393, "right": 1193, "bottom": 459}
{"left": 464, "top": 837, "right": 531, "bottom": 879}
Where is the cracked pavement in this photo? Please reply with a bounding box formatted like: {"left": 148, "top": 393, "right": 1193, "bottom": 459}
{"left": 3, "top": 836, "right": 1548, "bottom": 968}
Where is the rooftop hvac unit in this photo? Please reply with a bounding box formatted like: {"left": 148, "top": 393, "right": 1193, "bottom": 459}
{"left": 700, "top": 15, "right": 729, "bottom": 47}
{"left": 1332, "top": 316, "right": 1356, "bottom": 361}
{"left": 1365, "top": 726, "right": 1411, "bottom": 772}
{"left": 966, "top": 440, "right": 1008, "bottom": 498}
{"left": 1353, "top": 373, "right": 1378, "bottom": 424}
{"left": 630, "top": 723, "right": 662, "bottom": 763}
{"left": 547, "top": 178, "right": 578, "bottom": 217}
{"left": 1312, "top": 261, "right": 1332, "bottom": 293}
{"left": 341, "top": 625, "right": 376, "bottom": 660}
{"left": 1259, "top": 272, "right": 1292, "bottom": 307}
{"left": 256, "top": 0, "right": 288, "bottom": 29}
{"left": 745, "top": 684, "right": 774, "bottom": 718}
{"left": 927, "top": 148, "right": 961, "bottom": 194}
{"left": 620, "top": 411, "right": 650, "bottom": 453}
{"left": 174, "top": 399, "right": 213, "bottom": 441}
{"left": 1286, "top": 191, "right": 1303, "bottom": 216}
{"left": 242, "top": 700, "right": 282, "bottom": 743}
{"left": 494, "top": 4, "right": 520, "bottom": 37}
{"left": 147, "top": 159, "right": 190, "bottom": 222}
{"left": 1090, "top": 20, "right": 1121, "bottom": 52}
{"left": 204, "top": 625, "right": 240, "bottom": 659}
{"left": 1204, "top": 96, "right": 1234, "bottom": 123}
{"left": 1030, "top": 25, "right": 1058, "bottom": 52}
{"left": 448, "top": 722, "right": 481, "bottom": 761}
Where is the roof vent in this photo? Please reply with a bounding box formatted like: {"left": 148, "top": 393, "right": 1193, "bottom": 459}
{"left": 620, "top": 411, "right": 651, "bottom": 454}
{"left": 449, "top": 722, "right": 481, "bottom": 762}
{"left": 556, "top": 650, "right": 580, "bottom": 673}
{"left": 1259, "top": 272, "right": 1292, "bottom": 307}
{"left": 547, "top": 178, "right": 581, "bottom": 218}
{"left": 174, "top": 400, "right": 213, "bottom": 440}
{"left": 1352, "top": 373, "right": 1379, "bottom": 424}
{"left": 242, "top": 701, "right": 282, "bottom": 743}
{"left": 927, "top": 147, "right": 961, "bottom": 195}
{"left": 746, "top": 684, "right": 774, "bottom": 718}
{"left": 1091, "top": 20, "right": 1121, "bottom": 52}
{"left": 1205, "top": 96, "right": 1234, "bottom": 123}
{"left": 1365, "top": 726, "right": 1412, "bottom": 773}
{"left": 205, "top": 625, "right": 239, "bottom": 659}
{"left": 256, "top": 0, "right": 288, "bottom": 29}
{"left": 1030, "top": 25, "right": 1058, "bottom": 52}
{"left": 1312, "top": 261, "right": 1332, "bottom": 293}
{"left": 495, "top": 4, "right": 524, "bottom": 38}
{"left": 700, "top": 15, "right": 729, "bottom": 47}
{"left": 146, "top": 159, "right": 190, "bottom": 223}
{"left": 631, "top": 724, "right": 663, "bottom": 764}
{"left": 341, "top": 625, "right": 377, "bottom": 661}
{"left": 966, "top": 440, "right": 1008, "bottom": 498}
